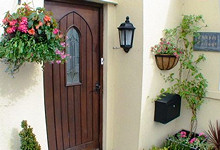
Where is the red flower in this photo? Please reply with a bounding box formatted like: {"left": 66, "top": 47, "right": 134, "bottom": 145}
{"left": 2, "top": 17, "right": 9, "bottom": 25}
{"left": 28, "top": 28, "right": 35, "bottom": 35}
{"left": 9, "top": 20, "right": 17, "bottom": 26}
{"left": 36, "top": 21, "right": 43, "bottom": 29}
{"left": 6, "top": 27, "right": 16, "bottom": 34}
{"left": 44, "top": 15, "right": 51, "bottom": 22}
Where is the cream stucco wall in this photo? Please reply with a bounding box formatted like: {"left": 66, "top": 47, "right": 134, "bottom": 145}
{"left": 0, "top": 0, "right": 48, "bottom": 150}
{"left": 103, "top": 0, "right": 143, "bottom": 150}
{"left": 139, "top": 0, "right": 184, "bottom": 149}
{"left": 140, "top": 0, "right": 220, "bottom": 149}
{"left": 176, "top": 0, "right": 220, "bottom": 136}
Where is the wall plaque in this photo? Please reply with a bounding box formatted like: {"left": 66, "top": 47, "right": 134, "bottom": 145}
{"left": 194, "top": 32, "right": 220, "bottom": 52}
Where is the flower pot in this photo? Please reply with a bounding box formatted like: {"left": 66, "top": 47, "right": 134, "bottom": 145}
{"left": 155, "top": 54, "right": 179, "bottom": 70}
{"left": 166, "top": 129, "right": 207, "bottom": 150}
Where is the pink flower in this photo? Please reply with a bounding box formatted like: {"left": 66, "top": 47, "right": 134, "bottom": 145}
{"left": 157, "top": 49, "right": 161, "bottom": 53}
{"left": 2, "top": 17, "right": 9, "bottom": 24}
{"left": 199, "top": 132, "right": 206, "bottom": 137}
{"left": 18, "top": 24, "right": 28, "bottom": 33}
{"left": 56, "top": 60, "right": 61, "bottom": 64}
{"left": 55, "top": 49, "right": 61, "bottom": 55}
{"left": 60, "top": 42, "right": 66, "bottom": 47}
{"left": 9, "top": 19, "right": 17, "bottom": 26}
{"left": 6, "top": 27, "right": 16, "bottom": 34}
{"left": 189, "top": 138, "right": 197, "bottom": 144}
{"left": 20, "top": 17, "right": 28, "bottom": 25}
{"left": 53, "top": 28, "right": 59, "bottom": 34}
{"left": 180, "top": 131, "right": 187, "bottom": 138}
{"left": 173, "top": 52, "right": 179, "bottom": 57}
{"left": 61, "top": 54, "right": 67, "bottom": 59}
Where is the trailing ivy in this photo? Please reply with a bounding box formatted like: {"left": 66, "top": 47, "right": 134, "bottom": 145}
{"left": 157, "top": 15, "right": 208, "bottom": 133}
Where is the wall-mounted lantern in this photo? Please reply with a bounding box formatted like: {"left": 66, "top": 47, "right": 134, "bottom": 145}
{"left": 118, "top": 16, "right": 135, "bottom": 53}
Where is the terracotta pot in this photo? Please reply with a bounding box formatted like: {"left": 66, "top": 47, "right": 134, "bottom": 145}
{"left": 155, "top": 54, "right": 179, "bottom": 70}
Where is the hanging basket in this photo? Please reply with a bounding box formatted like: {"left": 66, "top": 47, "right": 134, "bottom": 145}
{"left": 155, "top": 54, "right": 179, "bottom": 70}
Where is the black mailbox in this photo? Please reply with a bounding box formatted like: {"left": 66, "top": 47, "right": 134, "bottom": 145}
{"left": 154, "top": 93, "right": 181, "bottom": 124}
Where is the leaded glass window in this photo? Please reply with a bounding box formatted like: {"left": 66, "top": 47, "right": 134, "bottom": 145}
{"left": 66, "top": 27, "right": 80, "bottom": 85}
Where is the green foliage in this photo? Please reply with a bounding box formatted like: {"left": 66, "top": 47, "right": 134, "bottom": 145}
{"left": 150, "top": 146, "right": 169, "bottom": 150}
{"left": 0, "top": 3, "right": 68, "bottom": 75}
{"left": 164, "top": 131, "right": 209, "bottom": 150}
{"left": 19, "top": 120, "right": 41, "bottom": 150}
{"left": 157, "top": 15, "right": 208, "bottom": 133}
{"left": 151, "top": 38, "right": 182, "bottom": 56}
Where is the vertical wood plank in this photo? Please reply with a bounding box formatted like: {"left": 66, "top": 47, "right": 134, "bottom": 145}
{"left": 68, "top": 87, "right": 76, "bottom": 146}
{"left": 74, "top": 86, "right": 82, "bottom": 145}
{"left": 80, "top": 20, "right": 88, "bottom": 143}
{"left": 44, "top": 63, "right": 57, "bottom": 150}
{"left": 86, "top": 26, "right": 93, "bottom": 141}
{"left": 92, "top": 11, "right": 100, "bottom": 141}
{"left": 73, "top": 13, "right": 83, "bottom": 146}
{"left": 59, "top": 16, "right": 70, "bottom": 149}
{"left": 53, "top": 64, "right": 64, "bottom": 150}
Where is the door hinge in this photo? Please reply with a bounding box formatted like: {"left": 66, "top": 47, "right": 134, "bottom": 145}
{"left": 101, "top": 58, "right": 104, "bottom": 65}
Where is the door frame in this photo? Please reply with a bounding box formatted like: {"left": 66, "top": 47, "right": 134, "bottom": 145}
{"left": 44, "top": 0, "right": 103, "bottom": 149}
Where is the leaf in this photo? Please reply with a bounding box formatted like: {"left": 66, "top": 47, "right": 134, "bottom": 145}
{"left": 28, "top": 20, "right": 34, "bottom": 28}
{"left": 38, "top": 29, "right": 42, "bottom": 34}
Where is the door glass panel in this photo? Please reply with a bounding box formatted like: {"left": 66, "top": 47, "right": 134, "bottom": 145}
{"left": 66, "top": 27, "right": 80, "bottom": 85}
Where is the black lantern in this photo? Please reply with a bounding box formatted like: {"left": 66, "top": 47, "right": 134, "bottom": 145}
{"left": 118, "top": 16, "right": 135, "bottom": 53}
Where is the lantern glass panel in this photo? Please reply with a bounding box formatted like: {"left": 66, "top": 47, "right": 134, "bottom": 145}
{"left": 125, "top": 30, "right": 133, "bottom": 45}
{"left": 119, "top": 30, "right": 125, "bottom": 46}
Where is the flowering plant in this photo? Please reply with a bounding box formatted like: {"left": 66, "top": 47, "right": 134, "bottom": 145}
{"left": 0, "top": 3, "right": 68, "bottom": 75}
{"left": 165, "top": 130, "right": 209, "bottom": 150}
{"left": 151, "top": 38, "right": 182, "bottom": 57}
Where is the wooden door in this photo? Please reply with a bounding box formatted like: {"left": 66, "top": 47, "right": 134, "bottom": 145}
{"left": 44, "top": 1, "right": 102, "bottom": 150}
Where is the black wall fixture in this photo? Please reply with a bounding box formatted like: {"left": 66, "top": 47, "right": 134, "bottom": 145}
{"left": 118, "top": 16, "right": 135, "bottom": 53}
{"left": 154, "top": 93, "right": 181, "bottom": 124}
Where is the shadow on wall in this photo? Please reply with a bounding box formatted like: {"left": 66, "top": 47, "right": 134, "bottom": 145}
{"left": 141, "top": 0, "right": 184, "bottom": 149}
{"left": 0, "top": 62, "right": 39, "bottom": 106}
{"left": 10, "top": 128, "right": 20, "bottom": 149}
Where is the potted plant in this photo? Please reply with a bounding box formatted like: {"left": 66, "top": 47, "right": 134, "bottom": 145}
{"left": 165, "top": 130, "right": 209, "bottom": 150}
{"left": 151, "top": 38, "right": 182, "bottom": 70}
{"left": 0, "top": 3, "right": 68, "bottom": 75}
{"left": 206, "top": 120, "right": 220, "bottom": 150}
{"left": 157, "top": 15, "right": 208, "bottom": 134}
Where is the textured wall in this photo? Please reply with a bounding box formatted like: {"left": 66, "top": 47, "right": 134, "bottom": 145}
{"left": 0, "top": 0, "right": 48, "bottom": 150}
{"left": 103, "top": 0, "right": 144, "bottom": 149}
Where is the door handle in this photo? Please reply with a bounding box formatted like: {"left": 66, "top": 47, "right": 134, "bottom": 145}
{"left": 95, "top": 83, "right": 101, "bottom": 93}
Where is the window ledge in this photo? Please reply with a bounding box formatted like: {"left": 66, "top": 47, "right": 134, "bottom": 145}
{"left": 206, "top": 90, "right": 220, "bottom": 101}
